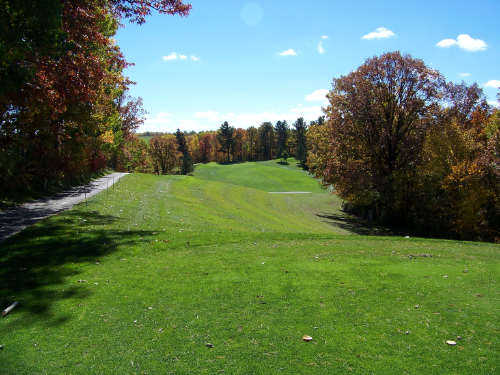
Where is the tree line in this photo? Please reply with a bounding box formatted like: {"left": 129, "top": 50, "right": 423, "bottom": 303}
{"left": 118, "top": 117, "right": 313, "bottom": 174}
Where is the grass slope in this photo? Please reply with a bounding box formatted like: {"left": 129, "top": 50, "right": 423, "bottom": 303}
{"left": 1, "top": 161, "right": 498, "bottom": 374}
{"left": 194, "top": 158, "right": 323, "bottom": 192}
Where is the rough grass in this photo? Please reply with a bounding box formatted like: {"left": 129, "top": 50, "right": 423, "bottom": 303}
{"left": 0, "top": 160, "right": 498, "bottom": 374}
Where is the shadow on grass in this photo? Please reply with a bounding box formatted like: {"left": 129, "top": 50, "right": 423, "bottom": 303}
{"left": 317, "top": 212, "right": 397, "bottom": 236}
{"left": 0, "top": 210, "right": 154, "bottom": 326}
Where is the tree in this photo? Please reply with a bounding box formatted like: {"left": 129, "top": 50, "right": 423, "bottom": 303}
{"left": 257, "top": 122, "right": 274, "bottom": 160}
{"left": 413, "top": 82, "right": 499, "bottom": 240}
{"left": 175, "top": 128, "right": 193, "bottom": 174}
{"left": 149, "top": 135, "right": 179, "bottom": 174}
{"left": 232, "top": 128, "right": 246, "bottom": 162}
{"left": 217, "top": 121, "right": 234, "bottom": 162}
{"left": 246, "top": 126, "right": 258, "bottom": 161}
{"left": 306, "top": 118, "right": 330, "bottom": 177}
{"left": 275, "top": 120, "right": 289, "bottom": 158}
{"left": 294, "top": 117, "right": 308, "bottom": 166}
{"left": 322, "top": 52, "right": 443, "bottom": 221}
{"left": 198, "top": 133, "right": 212, "bottom": 163}
{"left": 0, "top": 0, "right": 190, "bottom": 199}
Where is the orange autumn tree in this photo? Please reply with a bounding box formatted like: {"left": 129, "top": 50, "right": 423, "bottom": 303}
{"left": 322, "top": 52, "right": 443, "bottom": 222}
{"left": 312, "top": 52, "right": 498, "bottom": 240}
{"left": 0, "top": 0, "right": 190, "bottom": 199}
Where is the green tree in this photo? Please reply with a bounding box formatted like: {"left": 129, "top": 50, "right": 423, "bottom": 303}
{"left": 275, "top": 120, "right": 289, "bottom": 158}
{"left": 175, "top": 128, "right": 193, "bottom": 174}
{"left": 247, "top": 126, "right": 258, "bottom": 161}
{"left": 258, "top": 122, "right": 274, "bottom": 160}
{"left": 294, "top": 117, "right": 308, "bottom": 166}
{"left": 217, "top": 121, "right": 235, "bottom": 162}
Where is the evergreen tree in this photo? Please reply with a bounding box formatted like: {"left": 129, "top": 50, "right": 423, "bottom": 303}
{"left": 217, "top": 121, "right": 235, "bottom": 162}
{"left": 247, "top": 126, "right": 258, "bottom": 161}
{"left": 258, "top": 122, "right": 274, "bottom": 160}
{"left": 294, "top": 117, "right": 308, "bottom": 167}
{"left": 175, "top": 128, "right": 193, "bottom": 174}
{"left": 275, "top": 120, "right": 289, "bottom": 158}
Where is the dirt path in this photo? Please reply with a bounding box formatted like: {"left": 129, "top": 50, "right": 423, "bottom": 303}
{"left": 0, "top": 172, "right": 128, "bottom": 242}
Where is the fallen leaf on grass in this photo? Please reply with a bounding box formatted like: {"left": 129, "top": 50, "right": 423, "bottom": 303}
{"left": 302, "top": 335, "right": 313, "bottom": 342}
{"left": 446, "top": 340, "right": 457, "bottom": 346}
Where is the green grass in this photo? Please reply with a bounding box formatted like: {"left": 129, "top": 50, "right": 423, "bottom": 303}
{"left": 1, "top": 160, "right": 498, "bottom": 374}
{"left": 138, "top": 135, "right": 154, "bottom": 143}
{"left": 194, "top": 158, "right": 323, "bottom": 192}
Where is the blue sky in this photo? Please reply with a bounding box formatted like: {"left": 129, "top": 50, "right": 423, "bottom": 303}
{"left": 115, "top": 0, "right": 500, "bottom": 132}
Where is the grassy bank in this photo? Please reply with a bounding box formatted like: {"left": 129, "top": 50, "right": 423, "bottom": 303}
{"left": 1, "top": 160, "right": 498, "bottom": 374}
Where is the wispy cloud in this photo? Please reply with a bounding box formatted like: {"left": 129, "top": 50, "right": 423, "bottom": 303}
{"left": 162, "top": 52, "right": 179, "bottom": 61}
{"left": 162, "top": 52, "right": 200, "bottom": 61}
{"left": 141, "top": 105, "right": 326, "bottom": 132}
{"left": 305, "top": 89, "right": 329, "bottom": 103}
{"left": 141, "top": 88, "right": 330, "bottom": 132}
{"left": 436, "top": 34, "right": 487, "bottom": 52}
{"left": 194, "top": 111, "right": 220, "bottom": 122}
{"left": 278, "top": 49, "right": 297, "bottom": 56}
{"left": 142, "top": 112, "right": 173, "bottom": 131}
{"left": 317, "top": 41, "right": 325, "bottom": 54}
{"left": 362, "top": 27, "right": 395, "bottom": 40}
{"left": 459, "top": 72, "right": 471, "bottom": 77}
{"left": 484, "top": 80, "right": 500, "bottom": 88}
{"left": 321, "top": 35, "right": 328, "bottom": 40}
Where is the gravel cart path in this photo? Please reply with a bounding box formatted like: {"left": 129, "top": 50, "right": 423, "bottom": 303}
{"left": 0, "top": 172, "right": 128, "bottom": 242}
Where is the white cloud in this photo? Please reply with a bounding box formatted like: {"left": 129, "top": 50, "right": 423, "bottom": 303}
{"left": 141, "top": 112, "right": 173, "bottom": 132}
{"left": 484, "top": 80, "right": 500, "bottom": 88}
{"left": 162, "top": 52, "right": 178, "bottom": 61}
{"left": 140, "top": 105, "right": 326, "bottom": 132}
{"left": 305, "top": 89, "right": 329, "bottom": 103}
{"left": 162, "top": 52, "right": 199, "bottom": 61}
{"left": 278, "top": 49, "right": 297, "bottom": 56}
{"left": 488, "top": 100, "right": 499, "bottom": 108}
{"left": 459, "top": 72, "right": 471, "bottom": 77}
{"left": 362, "top": 27, "right": 395, "bottom": 40}
{"left": 321, "top": 35, "right": 328, "bottom": 39}
{"left": 194, "top": 111, "right": 220, "bottom": 122}
{"left": 317, "top": 41, "right": 325, "bottom": 54}
{"left": 436, "top": 34, "right": 487, "bottom": 52}
{"left": 290, "top": 105, "right": 324, "bottom": 119}
{"left": 140, "top": 89, "right": 330, "bottom": 132}
{"left": 436, "top": 39, "right": 457, "bottom": 48}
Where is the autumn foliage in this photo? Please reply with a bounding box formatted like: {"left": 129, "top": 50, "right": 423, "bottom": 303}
{"left": 309, "top": 52, "right": 499, "bottom": 241}
{"left": 0, "top": 0, "right": 190, "bottom": 199}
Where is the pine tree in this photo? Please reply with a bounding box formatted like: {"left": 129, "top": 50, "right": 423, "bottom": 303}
{"left": 217, "top": 121, "right": 235, "bottom": 162}
{"left": 294, "top": 117, "right": 308, "bottom": 167}
{"left": 175, "top": 128, "right": 193, "bottom": 174}
{"left": 275, "top": 120, "right": 289, "bottom": 158}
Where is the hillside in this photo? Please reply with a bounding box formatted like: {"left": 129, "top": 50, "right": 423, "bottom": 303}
{"left": 1, "top": 161, "right": 498, "bottom": 374}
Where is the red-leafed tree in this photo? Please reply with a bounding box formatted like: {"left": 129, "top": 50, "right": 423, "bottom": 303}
{"left": 0, "top": 0, "right": 190, "bottom": 199}
{"left": 323, "top": 52, "right": 443, "bottom": 221}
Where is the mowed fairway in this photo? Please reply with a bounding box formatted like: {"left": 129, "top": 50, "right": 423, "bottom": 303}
{"left": 1, "top": 160, "right": 498, "bottom": 374}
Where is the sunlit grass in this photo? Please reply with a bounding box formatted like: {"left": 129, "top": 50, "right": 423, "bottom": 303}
{"left": 1, "top": 160, "right": 498, "bottom": 374}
